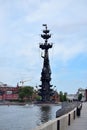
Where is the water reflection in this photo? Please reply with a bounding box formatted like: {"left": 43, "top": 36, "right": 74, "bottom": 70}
{"left": 39, "top": 105, "right": 51, "bottom": 123}
{"left": 0, "top": 105, "right": 61, "bottom": 130}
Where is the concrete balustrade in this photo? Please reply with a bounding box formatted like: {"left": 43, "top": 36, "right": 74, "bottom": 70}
{"left": 32, "top": 103, "right": 81, "bottom": 130}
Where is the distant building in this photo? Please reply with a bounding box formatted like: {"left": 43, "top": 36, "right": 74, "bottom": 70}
{"left": 51, "top": 91, "right": 60, "bottom": 103}
{"left": 67, "top": 94, "right": 78, "bottom": 101}
{"left": 77, "top": 88, "right": 86, "bottom": 101}
{"left": 67, "top": 88, "right": 87, "bottom": 102}
{"left": 0, "top": 83, "right": 19, "bottom": 101}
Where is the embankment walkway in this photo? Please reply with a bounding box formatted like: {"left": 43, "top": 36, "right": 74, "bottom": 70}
{"left": 67, "top": 102, "right": 87, "bottom": 130}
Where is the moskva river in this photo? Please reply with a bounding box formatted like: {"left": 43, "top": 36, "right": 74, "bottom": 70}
{"left": 0, "top": 104, "right": 61, "bottom": 130}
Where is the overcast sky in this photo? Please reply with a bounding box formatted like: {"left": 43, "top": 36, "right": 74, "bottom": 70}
{"left": 0, "top": 0, "right": 87, "bottom": 94}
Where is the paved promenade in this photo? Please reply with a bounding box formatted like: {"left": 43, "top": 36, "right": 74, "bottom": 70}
{"left": 67, "top": 102, "right": 87, "bottom": 130}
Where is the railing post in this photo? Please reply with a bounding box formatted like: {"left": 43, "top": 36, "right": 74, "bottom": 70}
{"left": 68, "top": 114, "right": 70, "bottom": 126}
{"left": 73, "top": 111, "right": 75, "bottom": 120}
{"left": 57, "top": 120, "right": 60, "bottom": 130}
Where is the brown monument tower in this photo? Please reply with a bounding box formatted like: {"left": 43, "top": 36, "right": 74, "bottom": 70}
{"left": 38, "top": 24, "right": 54, "bottom": 102}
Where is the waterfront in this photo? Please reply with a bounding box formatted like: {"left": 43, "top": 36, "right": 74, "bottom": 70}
{"left": 0, "top": 104, "right": 61, "bottom": 130}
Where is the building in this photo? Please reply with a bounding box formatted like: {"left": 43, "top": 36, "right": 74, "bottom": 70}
{"left": 77, "top": 88, "right": 86, "bottom": 101}
{"left": 51, "top": 91, "right": 60, "bottom": 103}
{"left": 67, "top": 94, "right": 78, "bottom": 101}
{"left": 0, "top": 83, "right": 19, "bottom": 101}
{"left": 67, "top": 88, "right": 87, "bottom": 102}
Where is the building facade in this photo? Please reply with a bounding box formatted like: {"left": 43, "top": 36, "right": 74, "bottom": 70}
{"left": 0, "top": 84, "right": 19, "bottom": 101}
{"left": 77, "top": 88, "right": 86, "bottom": 101}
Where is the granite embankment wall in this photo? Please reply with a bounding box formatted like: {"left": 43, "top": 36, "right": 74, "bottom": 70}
{"left": 32, "top": 102, "right": 82, "bottom": 130}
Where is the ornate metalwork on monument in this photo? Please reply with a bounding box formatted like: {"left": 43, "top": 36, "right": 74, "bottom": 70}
{"left": 39, "top": 24, "right": 54, "bottom": 102}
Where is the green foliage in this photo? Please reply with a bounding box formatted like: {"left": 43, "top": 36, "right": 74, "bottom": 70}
{"left": 19, "top": 86, "right": 34, "bottom": 101}
{"left": 19, "top": 91, "right": 25, "bottom": 101}
{"left": 59, "top": 91, "right": 67, "bottom": 102}
{"left": 78, "top": 93, "right": 82, "bottom": 101}
{"left": 59, "top": 91, "right": 64, "bottom": 102}
{"left": 36, "top": 95, "right": 41, "bottom": 101}
{"left": 63, "top": 92, "right": 67, "bottom": 101}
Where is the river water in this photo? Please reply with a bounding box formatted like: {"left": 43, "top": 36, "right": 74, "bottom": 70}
{"left": 0, "top": 104, "right": 61, "bottom": 130}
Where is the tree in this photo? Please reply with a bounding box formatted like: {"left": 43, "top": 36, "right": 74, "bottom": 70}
{"left": 78, "top": 93, "right": 82, "bottom": 101}
{"left": 59, "top": 91, "right": 64, "bottom": 102}
{"left": 19, "top": 91, "right": 25, "bottom": 101}
{"left": 59, "top": 91, "right": 67, "bottom": 102}
{"left": 23, "top": 86, "right": 33, "bottom": 99}
{"left": 19, "top": 86, "right": 34, "bottom": 101}
{"left": 63, "top": 92, "right": 67, "bottom": 101}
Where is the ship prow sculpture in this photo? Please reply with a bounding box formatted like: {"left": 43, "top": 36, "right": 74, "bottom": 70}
{"left": 38, "top": 24, "right": 54, "bottom": 102}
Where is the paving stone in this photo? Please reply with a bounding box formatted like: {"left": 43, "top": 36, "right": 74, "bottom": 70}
{"left": 67, "top": 102, "right": 87, "bottom": 130}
